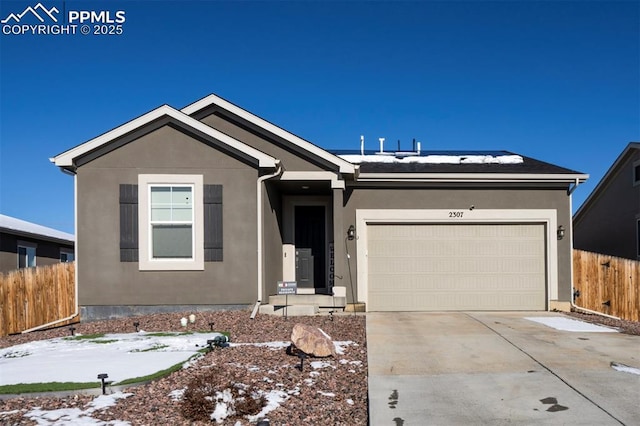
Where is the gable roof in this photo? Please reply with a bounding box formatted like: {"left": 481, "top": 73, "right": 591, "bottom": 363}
{"left": 0, "top": 214, "right": 74, "bottom": 244}
{"left": 181, "top": 94, "right": 356, "bottom": 174}
{"left": 51, "top": 105, "right": 279, "bottom": 172}
{"left": 574, "top": 142, "right": 640, "bottom": 222}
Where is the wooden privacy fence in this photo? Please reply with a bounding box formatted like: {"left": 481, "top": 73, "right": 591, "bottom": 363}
{"left": 0, "top": 262, "right": 77, "bottom": 336}
{"left": 573, "top": 250, "right": 640, "bottom": 322}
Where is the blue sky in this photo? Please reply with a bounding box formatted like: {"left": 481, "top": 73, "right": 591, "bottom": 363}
{"left": 1, "top": 0, "right": 638, "bottom": 234}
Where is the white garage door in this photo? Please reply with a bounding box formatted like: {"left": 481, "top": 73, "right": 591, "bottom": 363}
{"left": 367, "top": 223, "right": 546, "bottom": 311}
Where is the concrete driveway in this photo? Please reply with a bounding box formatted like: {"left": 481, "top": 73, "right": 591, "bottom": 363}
{"left": 367, "top": 312, "right": 640, "bottom": 425}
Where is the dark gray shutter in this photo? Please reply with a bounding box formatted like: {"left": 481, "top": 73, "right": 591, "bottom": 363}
{"left": 119, "top": 184, "right": 138, "bottom": 262}
{"left": 204, "top": 184, "right": 223, "bottom": 261}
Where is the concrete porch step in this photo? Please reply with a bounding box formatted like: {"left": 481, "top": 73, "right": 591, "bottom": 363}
{"left": 258, "top": 304, "right": 320, "bottom": 316}
{"left": 268, "top": 294, "right": 346, "bottom": 308}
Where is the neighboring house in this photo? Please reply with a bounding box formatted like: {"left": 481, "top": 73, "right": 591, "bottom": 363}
{"left": 0, "top": 214, "right": 75, "bottom": 273}
{"left": 51, "top": 94, "right": 587, "bottom": 320}
{"left": 573, "top": 142, "right": 640, "bottom": 260}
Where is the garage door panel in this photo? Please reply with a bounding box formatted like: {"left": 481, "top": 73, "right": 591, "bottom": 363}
{"left": 367, "top": 223, "right": 546, "bottom": 311}
{"left": 369, "top": 239, "right": 543, "bottom": 259}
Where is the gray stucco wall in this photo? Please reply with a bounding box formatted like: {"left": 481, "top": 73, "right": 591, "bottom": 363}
{"left": 76, "top": 124, "right": 259, "bottom": 308}
{"left": 262, "top": 182, "right": 283, "bottom": 300}
{"left": 341, "top": 185, "right": 574, "bottom": 303}
{"left": 574, "top": 150, "right": 640, "bottom": 260}
{"left": 199, "top": 112, "right": 331, "bottom": 173}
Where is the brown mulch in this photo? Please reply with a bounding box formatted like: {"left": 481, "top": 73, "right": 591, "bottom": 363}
{"left": 1, "top": 307, "right": 637, "bottom": 425}
{"left": 564, "top": 310, "right": 640, "bottom": 336}
{"left": 0, "top": 310, "right": 368, "bottom": 425}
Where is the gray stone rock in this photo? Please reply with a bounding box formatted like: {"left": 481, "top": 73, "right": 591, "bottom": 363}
{"left": 290, "top": 323, "right": 336, "bottom": 357}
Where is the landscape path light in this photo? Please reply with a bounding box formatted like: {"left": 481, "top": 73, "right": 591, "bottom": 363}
{"left": 296, "top": 351, "right": 308, "bottom": 372}
{"left": 97, "top": 373, "right": 109, "bottom": 395}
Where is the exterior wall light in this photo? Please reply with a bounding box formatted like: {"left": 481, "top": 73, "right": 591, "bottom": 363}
{"left": 347, "top": 225, "right": 355, "bottom": 240}
{"left": 557, "top": 225, "right": 565, "bottom": 240}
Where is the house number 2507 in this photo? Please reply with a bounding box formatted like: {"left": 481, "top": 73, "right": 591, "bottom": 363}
{"left": 449, "top": 211, "right": 464, "bottom": 218}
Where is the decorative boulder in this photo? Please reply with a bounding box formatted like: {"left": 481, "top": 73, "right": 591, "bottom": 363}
{"left": 290, "top": 323, "right": 336, "bottom": 358}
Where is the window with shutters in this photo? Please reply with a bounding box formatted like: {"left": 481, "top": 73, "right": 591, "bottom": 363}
{"left": 137, "top": 174, "right": 205, "bottom": 271}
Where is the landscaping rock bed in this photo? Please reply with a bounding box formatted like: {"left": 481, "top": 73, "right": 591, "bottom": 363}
{"left": 0, "top": 310, "right": 368, "bottom": 425}
{"left": 565, "top": 310, "right": 640, "bottom": 336}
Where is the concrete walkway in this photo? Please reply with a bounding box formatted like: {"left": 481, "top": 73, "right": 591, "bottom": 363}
{"left": 367, "top": 312, "right": 640, "bottom": 425}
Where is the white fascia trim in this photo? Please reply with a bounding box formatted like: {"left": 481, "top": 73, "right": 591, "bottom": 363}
{"left": 52, "top": 105, "right": 278, "bottom": 169}
{"left": 355, "top": 209, "right": 559, "bottom": 311}
{"left": 356, "top": 173, "right": 589, "bottom": 183}
{"left": 181, "top": 94, "right": 355, "bottom": 174}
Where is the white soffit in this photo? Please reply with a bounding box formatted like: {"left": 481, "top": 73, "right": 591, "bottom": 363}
{"left": 182, "top": 94, "right": 356, "bottom": 174}
{"left": 51, "top": 105, "right": 279, "bottom": 169}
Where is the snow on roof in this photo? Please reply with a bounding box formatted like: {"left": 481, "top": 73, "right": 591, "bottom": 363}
{"left": 0, "top": 214, "right": 74, "bottom": 243}
{"left": 338, "top": 154, "right": 524, "bottom": 165}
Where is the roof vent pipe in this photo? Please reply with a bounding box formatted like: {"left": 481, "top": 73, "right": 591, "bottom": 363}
{"left": 379, "top": 137, "right": 385, "bottom": 154}
{"left": 417, "top": 141, "right": 421, "bottom": 155}
{"left": 360, "top": 135, "right": 364, "bottom": 156}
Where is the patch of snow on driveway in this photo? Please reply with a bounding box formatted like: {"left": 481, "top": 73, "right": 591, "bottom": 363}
{"left": 611, "top": 362, "right": 640, "bottom": 375}
{"left": 525, "top": 317, "right": 618, "bottom": 332}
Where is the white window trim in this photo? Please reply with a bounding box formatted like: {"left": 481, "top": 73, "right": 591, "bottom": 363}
{"left": 17, "top": 240, "right": 37, "bottom": 268}
{"left": 138, "top": 174, "right": 204, "bottom": 271}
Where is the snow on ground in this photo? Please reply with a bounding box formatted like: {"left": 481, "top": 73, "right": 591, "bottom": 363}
{"left": 338, "top": 154, "right": 524, "bottom": 164}
{"left": 1, "top": 334, "right": 362, "bottom": 425}
{"left": 610, "top": 362, "right": 640, "bottom": 375}
{"left": 245, "top": 389, "right": 289, "bottom": 423}
{"left": 525, "top": 317, "right": 618, "bottom": 332}
{"left": 22, "top": 392, "right": 133, "bottom": 426}
{"left": 0, "top": 331, "right": 225, "bottom": 385}
{"left": 310, "top": 360, "right": 333, "bottom": 370}
{"left": 230, "top": 340, "right": 354, "bottom": 355}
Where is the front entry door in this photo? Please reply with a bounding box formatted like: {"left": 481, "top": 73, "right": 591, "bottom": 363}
{"left": 295, "top": 205, "right": 326, "bottom": 291}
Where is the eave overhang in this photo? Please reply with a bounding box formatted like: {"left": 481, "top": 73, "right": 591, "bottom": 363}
{"left": 182, "top": 94, "right": 356, "bottom": 175}
{"left": 355, "top": 173, "right": 589, "bottom": 184}
{"left": 50, "top": 105, "right": 279, "bottom": 173}
{"left": 573, "top": 142, "right": 640, "bottom": 222}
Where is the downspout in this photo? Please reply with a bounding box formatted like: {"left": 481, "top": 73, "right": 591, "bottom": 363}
{"left": 567, "top": 178, "right": 620, "bottom": 319}
{"left": 23, "top": 169, "right": 80, "bottom": 333}
{"left": 256, "top": 162, "right": 283, "bottom": 302}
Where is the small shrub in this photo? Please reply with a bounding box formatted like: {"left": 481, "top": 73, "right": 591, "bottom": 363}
{"left": 180, "top": 367, "right": 266, "bottom": 423}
